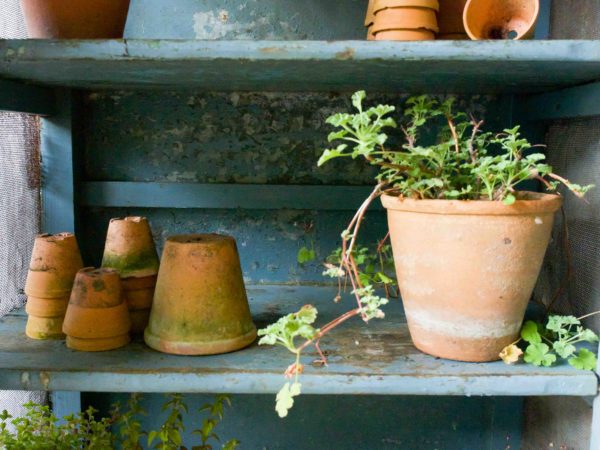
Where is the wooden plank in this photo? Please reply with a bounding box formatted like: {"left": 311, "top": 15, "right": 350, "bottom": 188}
{"left": 1, "top": 40, "right": 600, "bottom": 93}
{"left": 0, "top": 79, "right": 55, "bottom": 115}
{"left": 517, "top": 82, "right": 600, "bottom": 121}
{"left": 80, "top": 182, "right": 381, "bottom": 211}
{"left": 0, "top": 285, "right": 597, "bottom": 396}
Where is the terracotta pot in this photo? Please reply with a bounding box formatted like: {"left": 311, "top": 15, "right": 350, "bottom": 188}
{"left": 101, "top": 216, "right": 160, "bottom": 279}
{"left": 25, "top": 295, "right": 69, "bottom": 339}
{"left": 381, "top": 192, "right": 562, "bottom": 362}
{"left": 20, "top": 0, "right": 130, "bottom": 39}
{"left": 25, "top": 233, "right": 84, "bottom": 299}
{"left": 463, "top": 0, "right": 540, "bottom": 40}
{"left": 372, "top": 0, "right": 439, "bottom": 40}
{"left": 438, "top": 0, "right": 468, "bottom": 34}
{"left": 366, "top": 0, "right": 376, "bottom": 39}
{"left": 63, "top": 268, "right": 131, "bottom": 351}
{"left": 122, "top": 275, "right": 157, "bottom": 334}
{"left": 375, "top": 29, "right": 435, "bottom": 40}
{"left": 144, "top": 234, "right": 257, "bottom": 356}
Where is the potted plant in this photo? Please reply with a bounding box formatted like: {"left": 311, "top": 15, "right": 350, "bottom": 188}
{"left": 258, "top": 91, "right": 594, "bottom": 417}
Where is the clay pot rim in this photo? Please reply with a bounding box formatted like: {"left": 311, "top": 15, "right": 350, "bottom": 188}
{"left": 373, "top": 0, "right": 440, "bottom": 14}
{"left": 381, "top": 191, "right": 562, "bottom": 215}
{"left": 109, "top": 216, "right": 147, "bottom": 224}
{"left": 36, "top": 232, "right": 75, "bottom": 242}
{"left": 463, "top": 0, "right": 540, "bottom": 40}
{"left": 78, "top": 266, "right": 121, "bottom": 277}
{"left": 167, "top": 233, "right": 233, "bottom": 245}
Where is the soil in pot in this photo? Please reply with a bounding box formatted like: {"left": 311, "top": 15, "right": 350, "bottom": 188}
{"left": 63, "top": 267, "right": 131, "bottom": 352}
{"left": 463, "top": 0, "right": 540, "bottom": 40}
{"left": 381, "top": 192, "right": 562, "bottom": 362}
{"left": 20, "top": 0, "right": 131, "bottom": 39}
{"left": 24, "top": 233, "right": 83, "bottom": 340}
{"left": 144, "top": 234, "right": 257, "bottom": 356}
{"left": 372, "top": 0, "right": 439, "bottom": 40}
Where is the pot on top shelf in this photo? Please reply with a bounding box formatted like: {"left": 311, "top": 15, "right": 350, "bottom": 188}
{"left": 20, "top": 0, "right": 131, "bottom": 39}
{"left": 463, "top": 0, "right": 540, "bottom": 40}
{"left": 371, "top": 0, "right": 439, "bottom": 41}
{"left": 101, "top": 216, "right": 160, "bottom": 334}
{"left": 63, "top": 267, "right": 131, "bottom": 352}
{"left": 24, "top": 233, "right": 84, "bottom": 340}
{"left": 144, "top": 234, "right": 257, "bottom": 356}
{"left": 437, "top": 0, "right": 468, "bottom": 39}
{"left": 381, "top": 192, "right": 562, "bottom": 362}
{"left": 365, "top": 0, "right": 376, "bottom": 40}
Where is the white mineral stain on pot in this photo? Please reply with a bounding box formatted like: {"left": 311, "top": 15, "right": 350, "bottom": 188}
{"left": 535, "top": 217, "right": 543, "bottom": 224}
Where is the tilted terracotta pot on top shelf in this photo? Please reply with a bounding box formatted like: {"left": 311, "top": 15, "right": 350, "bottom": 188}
{"left": 63, "top": 268, "right": 131, "bottom": 352}
{"left": 437, "top": 0, "right": 468, "bottom": 39}
{"left": 371, "top": 0, "right": 439, "bottom": 41}
{"left": 381, "top": 192, "right": 562, "bottom": 362}
{"left": 463, "top": 0, "right": 540, "bottom": 40}
{"left": 20, "top": 0, "right": 131, "bottom": 39}
{"left": 144, "top": 234, "right": 257, "bottom": 356}
{"left": 101, "top": 216, "right": 160, "bottom": 334}
{"left": 24, "top": 233, "right": 83, "bottom": 340}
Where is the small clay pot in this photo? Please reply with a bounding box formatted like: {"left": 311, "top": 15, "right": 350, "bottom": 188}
{"left": 463, "top": 0, "right": 540, "bottom": 40}
{"left": 63, "top": 268, "right": 131, "bottom": 352}
{"left": 101, "top": 217, "right": 160, "bottom": 279}
{"left": 26, "top": 315, "right": 66, "bottom": 340}
{"left": 20, "top": 0, "right": 130, "bottom": 39}
{"left": 438, "top": 0, "right": 468, "bottom": 35}
{"left": 25, "top": 233, "right": 84, "bottom": 299}
{"left": 372, "top": 0, "right": 439, "bottom": 41}
{"left": 144, "top": 234, "right": 257, "bottom": 356}
{"left": 122, "top": 275, "right": 157, "bottom": 334}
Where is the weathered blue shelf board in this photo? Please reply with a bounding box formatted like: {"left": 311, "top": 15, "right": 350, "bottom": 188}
{"left": 80, "top": 182, "right": 382, "bottom": 211}
{"left": 1, "top": 40, "right": 600, "bottom": 93}
{"left": 0, "top": 286, "right": 596, "bottom": 396}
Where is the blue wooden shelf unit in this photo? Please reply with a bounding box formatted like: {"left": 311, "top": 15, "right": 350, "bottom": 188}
{"left": 1, "top": 39, "right": 600, "bottom": 446}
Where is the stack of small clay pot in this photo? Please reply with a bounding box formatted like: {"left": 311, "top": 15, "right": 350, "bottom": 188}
{"left": 101, "top": 217, "right": 160, "bottom": 334}
{"left": 24, "top": 233, "right": 83, "bottom": 339}
{"left": 366, "top": 0, "right": 440, "bottom": 41}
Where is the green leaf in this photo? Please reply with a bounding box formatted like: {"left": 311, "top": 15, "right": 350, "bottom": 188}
{"left": 296, "top": 305, "right": 317, "bottom": 325}
{"left": 524, "top": 343, "right": 557, "bottom": 367}
{"left": 546, "top": 315, "right": 580, "bottom": 333}
{"left": 148, "top": 431, "right": 158, "bottom": 446}
{"left": 297, "top": 247, "right": 316, "bottom": 265}
{"left": 552, "top": 341, "right": 576, "bottom": 358}
{"left": 317, "top": 144, "right": 348, "bottom": 167}
{"left": 521, "top": 321, "right": 542, "bottom": 344}
{"left": 579, "top": 328, "right": 599, "bottom": 343}
{"left": 275, "top": 382, "right": 302, "bottom": 418}
{"left": 568, "top": 348, "right": 597, "bottom": 371}
{"left": 502, "top": 193, "right": 516, "bottom": 206}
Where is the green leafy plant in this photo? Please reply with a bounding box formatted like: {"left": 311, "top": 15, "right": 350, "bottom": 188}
{"left": 258, "top": 91, "right": 594, "bottom": 418}
{"left": 0, "top": 394, "right": 238, "bottom": 450}
{"left": 501, "top": 313, "right": 599, "bottom": 370}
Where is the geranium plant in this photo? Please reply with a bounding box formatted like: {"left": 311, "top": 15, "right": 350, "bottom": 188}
{"left": 258, "top": 91, "right": 594, "bottom": 418}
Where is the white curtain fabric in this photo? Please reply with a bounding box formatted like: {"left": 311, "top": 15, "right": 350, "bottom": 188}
{"left": 0, "top": 0, "right": 47, "bottom": 428}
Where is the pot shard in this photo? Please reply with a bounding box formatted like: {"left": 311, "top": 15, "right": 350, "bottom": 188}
{"left": 381, "top": 192, "right": 562, "bottom": 362}
{"left": 63, "top": 267, "right": 131, "bottom": 352}
{"left": 24, "top": 233, "right": 84, "bottom": 340}
{"left": 463, "top": 0, "right": 540, "bottom": 40}
{"left": 20, "top": 0, "right": 131, "bottom": 39}
{"left": 144, "top": 234, "right": 257, "bottom": 356}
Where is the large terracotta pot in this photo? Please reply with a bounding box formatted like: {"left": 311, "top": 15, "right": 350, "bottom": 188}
{"left": 372, "top": 0, "right": 439, "bottom": 41}
{"left": 144, "top": 234, "right": 257, "bottom": 356}
{"left": 437, "top": 0, "right": 468, "bottom": 39}
{"left": 24, "top": 233, "right": 83, "bottom": 340}
{"left": 463, "top": 0, "right": 540, "bottom": 40}
{"left": 20, "top": 0, "right": 130, "bottom": 39}
{"left": 381, "top": 192, "right": 562, "bottom": 362}
{"left": 63, "top": 268, "right": 131, "bottom": 352}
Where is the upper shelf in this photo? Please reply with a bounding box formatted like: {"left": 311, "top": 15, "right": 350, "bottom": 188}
{"left": 0, "top": 285, "right": 596, "bottom": 395}
{"left": 1, "top": 40, "right": 600, "bottom": 93}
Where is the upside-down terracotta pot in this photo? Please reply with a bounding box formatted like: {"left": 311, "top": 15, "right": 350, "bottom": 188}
{"left": 381, "top": 192, "right": 562, "bottom": 362}
{"left": 437, "top": 0, "right": 468, "bottom": 37}
{"left": 24, "top": 233, "right": 83, "bottom": 340}
{"left": 372, "top": 0, "right": 439, "bottom": 41}
{"left": 20, "top": 0, "right": 130, "bottom": 39}
{"left": 463, "top": 0, "right": 540, "bottom": 40}
{"left": 101, "top": 216, "right": 160, "bottom": 333}
{"left": 63, "top": 268, "right": 131, "bottom": 352}
{"left": 144, "top": 234, "right": 257, "bottom": 356}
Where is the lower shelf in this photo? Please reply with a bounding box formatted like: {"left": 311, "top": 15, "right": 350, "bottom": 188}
{"left": 0, "top": 286, "right": 597, "bottom": 396}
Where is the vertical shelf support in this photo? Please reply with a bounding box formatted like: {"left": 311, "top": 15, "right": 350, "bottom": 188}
{"left": 40, "top": 89, "right": 81, "bottom": 420}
